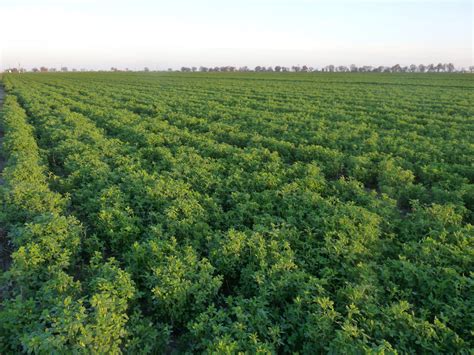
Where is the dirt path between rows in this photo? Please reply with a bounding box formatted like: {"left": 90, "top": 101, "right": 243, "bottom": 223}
{"left": 0, "top": 83, "right": 11, "bottom": 272}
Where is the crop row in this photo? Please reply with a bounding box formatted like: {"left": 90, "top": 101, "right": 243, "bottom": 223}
{"left": 0, "top": 73, "right": 472, "bottom": 353}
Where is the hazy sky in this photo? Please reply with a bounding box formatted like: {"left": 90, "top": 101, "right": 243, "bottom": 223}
{"left": 0, "top": 0, "right": 472, "bottom": 70}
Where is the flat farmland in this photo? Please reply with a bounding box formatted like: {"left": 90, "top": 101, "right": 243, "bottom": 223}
{"left": 0, "top": 72, "right": 473, "bottom": 353}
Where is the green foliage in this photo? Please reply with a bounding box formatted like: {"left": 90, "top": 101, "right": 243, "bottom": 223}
{"left": 124, "top": 310, "right": 170, "bottom": 354}
{"left": 188, "top": 297, "right": 282, "bottom": 354}
{"left": 128, "top": 237, "right": 222, "bottom": 325}
{"left": 0, "top": 72, "right": 472, "bottom": 353}
{"left": 0, "top": 96, "right": 65, "bottom": 223}
{"left": 77, "top": 253, "right": 136, "bottom": 353}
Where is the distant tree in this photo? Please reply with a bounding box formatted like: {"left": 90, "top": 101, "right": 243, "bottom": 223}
{"left": 409, "top": 64, "right": 417, "bottom": 72}
{"left": 446, "top": 63, "right": 455, "bottom": 72}
{"left": 418, "top": 64, "right": 426, "bottom": 73}
{"left": 32, "top": 67, "right": 39, "bottom": 73}
{"left": 434, "top": 63, "right": 444, "bottom": 72}
{"left": 349, "top": 64, "right": 358, "bottom": 72}
{"left": 219, "top": 66, "right": 235, "bottom": 72}
{"left": 274, "top": 65, "right": 282, "bottom": 72}
{"left": 192, "top": 67, "right": 197, "bottom": 72}
{"left": 391, "top": 64, "right": 401, "bottom": 72}
{"left": 40, "top": 66, "right": 48, "bottom": 72}
{"left": 292, "top": 65, "right": 301, "bottom": 72}
{"left": 469, "top": 66, "right": 474, "bottom": 73}
{"left": 61, "top": 67, "right": 68, "bottom": 72}
{"left": 144, "top": 67, "right": 150, "bottom": 72}
{"left": 301, "top": 65, "right": 309, "bottom": 72}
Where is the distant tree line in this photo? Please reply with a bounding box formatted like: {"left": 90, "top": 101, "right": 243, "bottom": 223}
{"left": 3, "top": 63, "right": 473, "bottom": 74}
{"left": 179, "top": 63, "right": 471, "bottom": 73}
{"left": 4, "top": 66, "right": 86, "bottom": 73}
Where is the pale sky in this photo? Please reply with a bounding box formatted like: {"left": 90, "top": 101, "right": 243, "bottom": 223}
{"left": 0, "top": 0, "right": 472, "bottom": 70}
